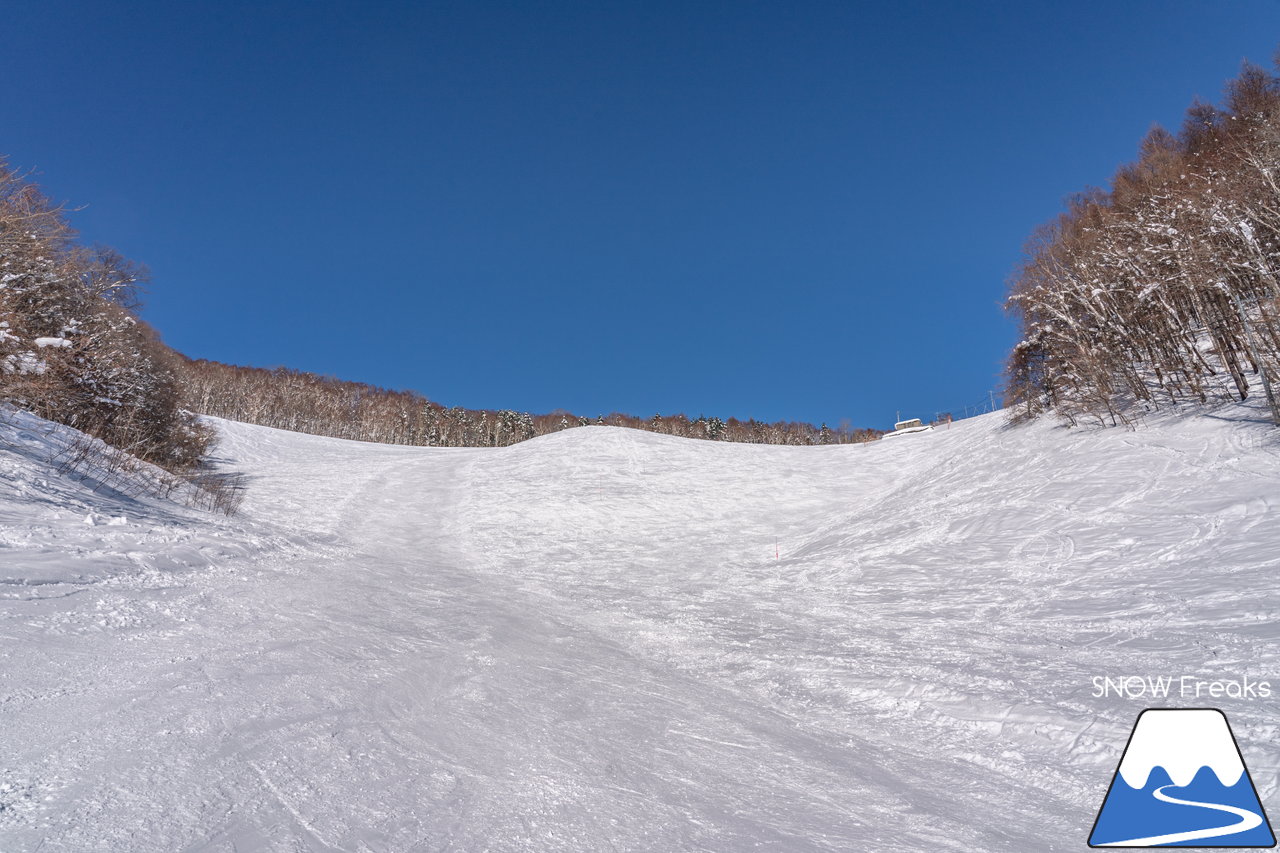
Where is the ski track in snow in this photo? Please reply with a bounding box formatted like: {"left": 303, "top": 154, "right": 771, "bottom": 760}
{"left": 1105, "top": 784, "right": 1265, "bottom": 847}
{"left": 1, "top": 400, "right": 1279, "bottom": 851}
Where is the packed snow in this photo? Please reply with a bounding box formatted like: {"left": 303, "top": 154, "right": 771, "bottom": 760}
{"left": 1, "top": 398, "right": 1278, "bottom": 851}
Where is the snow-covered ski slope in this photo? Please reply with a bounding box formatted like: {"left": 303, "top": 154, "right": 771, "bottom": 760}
{"left": 2, "top": 400, "right": 1278, "bottom": 852}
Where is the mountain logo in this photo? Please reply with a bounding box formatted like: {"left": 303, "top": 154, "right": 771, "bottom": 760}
{"left": 1089, "top": 708, "right": 1276, "bottom": 848}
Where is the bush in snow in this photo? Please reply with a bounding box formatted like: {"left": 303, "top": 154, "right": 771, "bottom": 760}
{"left": 0, "top": 159, "right": 213, "bottom": 471}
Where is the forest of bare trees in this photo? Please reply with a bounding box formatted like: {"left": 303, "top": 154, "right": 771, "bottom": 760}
{"left": 177, "top": 357, "right": 881, "bottom": 447}
{"left": 1006, "top": 58, "right": 1280, "bottom": 427}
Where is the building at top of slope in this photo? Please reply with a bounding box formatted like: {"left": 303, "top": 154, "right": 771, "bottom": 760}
{"left": 882, "top": 417, "right": 935, "bottom": 439}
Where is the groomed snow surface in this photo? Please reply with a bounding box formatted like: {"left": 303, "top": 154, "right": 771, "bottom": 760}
{"left": 1, "top": 400, "right": 1278, "bottom": 852}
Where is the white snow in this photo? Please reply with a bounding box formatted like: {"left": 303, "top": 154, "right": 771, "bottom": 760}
{"left": 1, "top": 353, "right": 47, "bottom": 375}
{"left": 1, "top": 397, "right": 1278, "bottom": 851}
{"left": 882, "top": 423, "right": 934, "bottom": 438}
{"left": 32, "top": 337, "right": 71, "bottom": 349}
{"left": 1117, "top": 709, "right": 1244, "bottom": 789}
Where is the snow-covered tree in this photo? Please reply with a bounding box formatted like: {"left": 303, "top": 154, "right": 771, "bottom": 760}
{"left": 0, "top": 159, "right": 210, "bottom": 469}
{"left": 1006, "top": 59, "right": 1280, "bottom": 427}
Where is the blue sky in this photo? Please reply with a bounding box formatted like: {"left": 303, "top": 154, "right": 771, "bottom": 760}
{"left": 4, "top": 1, "right": 1279, "bottom": 429}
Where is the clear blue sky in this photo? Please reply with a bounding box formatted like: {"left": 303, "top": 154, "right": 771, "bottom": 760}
{"left": 5, "top": 1, "right": 1279, "bottom": 429}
